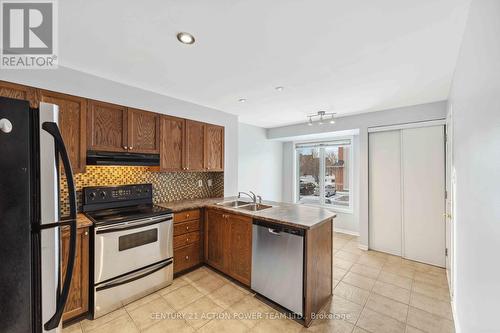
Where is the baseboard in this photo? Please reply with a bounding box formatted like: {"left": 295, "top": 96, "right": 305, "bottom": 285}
{"left": 451, "top": 294, "right": 460, "bottom": 333}
{"left": 358, "top": 244, "right": 368, "bottom": 251}
{"left": 333, "top": 227, "right": 359, "bottom": 236}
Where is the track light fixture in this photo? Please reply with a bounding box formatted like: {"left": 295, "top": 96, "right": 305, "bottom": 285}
{"left": 307, "top": 111, "right": 336, "bottom": 125}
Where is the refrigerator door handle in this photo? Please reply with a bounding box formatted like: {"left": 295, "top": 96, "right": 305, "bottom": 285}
{"left": 41, "top": 121, "right": 78, "bottom": 331}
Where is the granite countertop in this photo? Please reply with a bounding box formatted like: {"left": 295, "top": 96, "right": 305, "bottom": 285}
{"left": 76, "top": 213, "right": 93, "bottom": 228}
{"left": 157, "top": 197, "right": 336, "bottom": 230}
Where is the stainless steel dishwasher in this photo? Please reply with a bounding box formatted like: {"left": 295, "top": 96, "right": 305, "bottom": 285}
{"left": 251, "top": 219, "right": 304, "bottom": 316}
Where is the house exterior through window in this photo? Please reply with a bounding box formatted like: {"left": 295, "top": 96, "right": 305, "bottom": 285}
{"left": 295, "top": 139, "right": 353, "bottom": 212}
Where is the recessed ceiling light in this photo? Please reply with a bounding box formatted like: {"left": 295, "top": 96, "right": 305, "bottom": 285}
{"left": 275, "top": 86, "right": 284, "bottom": 92}
{"left": 177, "top": 32, "right": 195, "bottom": 45}
{"left": 238, "top": 98, "right": 247, "bottom": 103}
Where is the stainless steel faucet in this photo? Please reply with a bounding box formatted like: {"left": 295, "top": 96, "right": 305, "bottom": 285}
{"left": 238, "top": 191, "right": 257, "bottom": 203}
{"left": 249, "top": 191, "right": 263, "bottom": 204}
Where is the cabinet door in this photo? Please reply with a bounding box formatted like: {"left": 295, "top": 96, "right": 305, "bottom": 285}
{"left": 160, "top": 116, "right": 185, "bottom": 171}
{"left": 185, "top": 120, "right": 205, "bottom": 171}
{"left": 61, "top": 227, "right": 89, "bottom": 322}
{"left": 40, "top": 91, "right": 87, "bottom": 173}
{"left": 0, "top": 80, "right": 39, "bottom": 108}
{"left": 205, "top": 124, "right": 224, "bottom": 171}
{"left": 128, "top": 108, "right": 160, "bottom": 154}
{"left": 227, "top": 214, "right": 252, "bottom": 286}
{"left": 205, "top": 209, "right": 228, "bottom": 272}
{"left": 87, "top": 100, "right": 128, "bottom": 152}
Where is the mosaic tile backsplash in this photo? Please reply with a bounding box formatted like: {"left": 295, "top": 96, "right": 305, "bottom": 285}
{"left": 60, "top": 166, "right": 224, "bottom": 217}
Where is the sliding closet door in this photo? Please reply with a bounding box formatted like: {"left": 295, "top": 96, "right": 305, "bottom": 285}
{"left": 402, "top": 126, "right": 445, "bottom": 267}
{"left": 369, "top": 130, "right": 402, "bottom": 255}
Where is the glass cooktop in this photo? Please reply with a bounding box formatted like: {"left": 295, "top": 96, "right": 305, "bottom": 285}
{"left": 85, "top": 204, "right": 172, "bottom": 226}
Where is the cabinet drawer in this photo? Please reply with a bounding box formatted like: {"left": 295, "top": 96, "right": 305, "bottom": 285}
{"left": 173, "top": 231, "right": 200, "bottom": 249}
{"left": 174, "top": 220, "right": 200, "bottom": 236}
{"left": 174, "top": 242, "right": 201, "bottom": 273}
{"left": 174, "top": 209, "right": 200, "bottom": 223}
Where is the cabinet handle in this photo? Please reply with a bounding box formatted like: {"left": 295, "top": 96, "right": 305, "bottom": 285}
{"left": 129, "top": 146, "right": 133, "bottom": 150}
{"left": 84, "top": 231, "right": 88, "bottom": 236}
{"left": 123, "top": 146, "right": 128, "bottom": 150}
{"left": 185, "top": 256, "right": 189, "bottom": 260}
{"left": 186, "top": 226, "right": 189, "bottom": 230}
{"left": 186, "top": 238, "right": 189, "bottom": 242}
{"left": 186, "top": 214, "right": 190, "bottom": 218}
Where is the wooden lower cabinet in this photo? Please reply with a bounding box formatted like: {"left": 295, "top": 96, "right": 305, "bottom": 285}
{"left": 173, "top": 209, "right": 203, "bottom": 274}
{"left": 205, "top": 209, "right": 228, "bottom": 272}
{"left": 227, "top": 214, "right": 252, "bottom": 286}
{"left": 174, "top": 242, "right": 201, "bottom": 274}
{"left": 204, "top": 209, "right": 252, "bottom": 286}
{"left": 61, "top": 227, "right": 89, "bottom": 322}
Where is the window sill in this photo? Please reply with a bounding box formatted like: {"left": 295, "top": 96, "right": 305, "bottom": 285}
{"left": 296, "top": 202, "right": 353, "bottom": 214}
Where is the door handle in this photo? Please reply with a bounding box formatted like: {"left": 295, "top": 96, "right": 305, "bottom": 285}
{"left": 41, "top": 122, "right": 78, "bottom": 330}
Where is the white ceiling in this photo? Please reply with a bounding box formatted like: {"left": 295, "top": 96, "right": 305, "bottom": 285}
{"left": 59, "top": 0, "right": 471, "bottom": 128}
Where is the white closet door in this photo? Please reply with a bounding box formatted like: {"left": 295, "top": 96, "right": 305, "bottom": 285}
{"left": 369, "top": 130, "right": 402, "bottom": 255}
{"left": 402, "top": 126, "right": 445, "bottom": 267}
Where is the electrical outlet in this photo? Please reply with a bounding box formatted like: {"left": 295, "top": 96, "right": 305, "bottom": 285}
{"left": 207, "top": 179, "right": 212, "bottom": 187}
{"left": 198, "top": 180, "right": 203, "bottom": 187}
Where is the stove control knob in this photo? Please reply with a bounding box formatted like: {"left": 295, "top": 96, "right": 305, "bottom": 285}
{"left": 89, "top": 192, "right": 97, "bottom": 199}
{"left": 100, "top": 192, "right": 107, "bottom": 198}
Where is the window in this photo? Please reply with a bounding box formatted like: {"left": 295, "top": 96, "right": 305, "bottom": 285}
{"left": 296, "top": 139, "right": 352, "bottom": 211}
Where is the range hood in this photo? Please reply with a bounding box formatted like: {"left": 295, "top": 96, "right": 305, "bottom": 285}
{"left": 87, "top": 151, "right": 160, "bottom": 166}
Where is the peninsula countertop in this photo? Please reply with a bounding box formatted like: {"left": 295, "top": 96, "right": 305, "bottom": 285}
{"left": 157, "top": 197, "right": 336, "bottom": 230}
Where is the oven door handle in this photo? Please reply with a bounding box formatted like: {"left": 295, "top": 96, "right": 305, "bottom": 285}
{"left": 95, "top": 259, "right": 173, "bottom": 291}
{"left": 95, "top": 215, "right": 172, "bottom": 234}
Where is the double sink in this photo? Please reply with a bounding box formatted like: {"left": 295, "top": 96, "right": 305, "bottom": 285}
{"left": 217, "top": 200, "right": 272, "bottom": 211}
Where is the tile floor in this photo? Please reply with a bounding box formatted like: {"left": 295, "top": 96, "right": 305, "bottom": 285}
{"left": 64, "top": 232, "right": 454, "bottom": 333}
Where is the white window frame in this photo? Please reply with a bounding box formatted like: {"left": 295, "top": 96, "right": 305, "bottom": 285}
{"left": 294, "top": 137, "right": 354, "bottom": 213}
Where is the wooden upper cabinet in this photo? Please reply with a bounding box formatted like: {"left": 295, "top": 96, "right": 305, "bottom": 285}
{"left": 87, "top": 100, "right": 128, "bottom": 152}
{"left": 160, "top": 116, "right": 185, "bottom": 171}
{"left": 40, "top": 91, "right": 87, "bottom": 173}
{"left": 185, "top": 120, "right": 205, "bottom": 171}
{"left": 128, "top": 108, "right": 160, "bottom": 154}
{"left": 205, "top": 125, "right": 224, "bottom": 171}
{"left": 160, "top": 118, "right": 225, "bottom": 172}
{"left": 0, "top": 80, "right": 39, "bottom": 108}
{"left": 227, "top": 214, "right": 252, "bottom": 286}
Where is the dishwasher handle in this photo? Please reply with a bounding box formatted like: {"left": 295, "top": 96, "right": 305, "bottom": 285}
{"left": 268, "top": 228, "right": 281, "bottom": 235}
{"left": 253, "top": 219, "right": 305, "bottom": 237}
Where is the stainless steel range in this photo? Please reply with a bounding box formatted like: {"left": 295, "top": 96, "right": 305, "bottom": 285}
{"left": 83, "top": 184, "right": 173, "bottom": 318}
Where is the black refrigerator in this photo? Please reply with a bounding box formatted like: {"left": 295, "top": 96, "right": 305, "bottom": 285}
{"left": 0, "top": 96, "right": 77, "bottom": 333}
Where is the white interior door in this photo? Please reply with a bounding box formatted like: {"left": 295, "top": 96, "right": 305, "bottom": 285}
{"left": 402, "top": 126, "right": 446, "bottom": 267}
{"left": 369, "top": 130, "right": 402, "bottom": 256}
